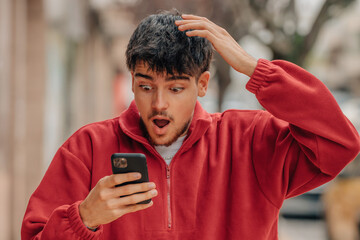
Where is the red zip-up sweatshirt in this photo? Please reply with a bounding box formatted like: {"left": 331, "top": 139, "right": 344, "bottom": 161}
{"left": 22, "top": 59, "right": 360, "bottom": 240}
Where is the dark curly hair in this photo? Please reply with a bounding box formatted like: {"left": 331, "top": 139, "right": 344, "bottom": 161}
{"left": 125, "top": 10, "right": 213, "bottom": 78}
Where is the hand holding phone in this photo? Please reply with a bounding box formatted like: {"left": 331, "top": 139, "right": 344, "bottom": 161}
{"left": 111, "top": 153, "right": 151, "bottom": 204}
{"left": 78, "top": 153, "right": 157, "bottom": 229}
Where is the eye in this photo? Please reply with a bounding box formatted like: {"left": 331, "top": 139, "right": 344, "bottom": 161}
{"left": 170, "top": 87, "right": 184, "bottom": 93}
{"left": 139, "top": 85, "right": 152, "bottom": 91}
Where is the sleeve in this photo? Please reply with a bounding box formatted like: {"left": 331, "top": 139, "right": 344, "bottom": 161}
{"left": 246, "top": 59, "right": 360, "bottom": 208}
{"left": 21, "top": 134, "right": 104, "bottom": 239}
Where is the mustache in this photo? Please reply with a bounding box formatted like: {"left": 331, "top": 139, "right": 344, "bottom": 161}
{"left": 148, "top": 111, "right": 174, "bottom": 121}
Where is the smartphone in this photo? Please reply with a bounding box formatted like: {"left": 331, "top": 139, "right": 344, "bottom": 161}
{"left": 111, "top": 153, "right": 151, "bottom": 204}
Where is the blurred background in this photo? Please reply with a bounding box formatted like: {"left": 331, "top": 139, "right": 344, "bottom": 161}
{"left": 0, "top": 0, "right": 359, "bottom": 239}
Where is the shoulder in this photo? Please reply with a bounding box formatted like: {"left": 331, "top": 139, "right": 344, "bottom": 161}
{"left": 211, "top": 109, "right": 267, "bottom": 125}
{"left": 209, "top": 109, "right": 286, "bottom": 132}
{"left": 61, "top": 117, "right": 120, "bottom": 152}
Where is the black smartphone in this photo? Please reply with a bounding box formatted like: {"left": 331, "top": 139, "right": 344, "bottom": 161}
{"left": 111, "top": 153, "right": 151, "bottom": 204}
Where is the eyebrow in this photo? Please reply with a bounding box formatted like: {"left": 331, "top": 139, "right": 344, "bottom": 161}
{"left": 134, "top": 73, "right": 190, "bottom": 81}
{"left": 167, "top": 75, "right": 190, "bottom": 81}
{"left": 135, "top": 73, "right": 153, "bottom": 80}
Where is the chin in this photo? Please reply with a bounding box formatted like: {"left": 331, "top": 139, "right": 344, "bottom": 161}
{"left": 150, "top": 134, "right": 177, "bottom": 147}
{"left": 151, "top": 137, "right": 172, "bottom": 147}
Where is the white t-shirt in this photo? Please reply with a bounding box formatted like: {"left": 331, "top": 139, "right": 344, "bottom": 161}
{"left": 155, "top": 135, "right": 186, "bottom": 165}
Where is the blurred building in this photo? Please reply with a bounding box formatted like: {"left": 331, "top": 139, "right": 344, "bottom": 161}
{"left": 0, "top": 0, "right": 134, "bottom": 239}
{"left": 0, "top": 0, "right": 46, "bottom": 239}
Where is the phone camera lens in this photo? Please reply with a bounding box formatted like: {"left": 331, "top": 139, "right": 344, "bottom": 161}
{"left": 113, "top": 157, "right": 127, "bottom": 168}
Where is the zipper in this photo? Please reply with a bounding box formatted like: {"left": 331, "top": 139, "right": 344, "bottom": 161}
{"left": 166, "top": 165, "right": 172, "bottom": 229}
{"left": 134, "top": 143, "right": 174, "bottom": 230}
{"left": 123, "top": 135, "right": 182, "bottom": 230}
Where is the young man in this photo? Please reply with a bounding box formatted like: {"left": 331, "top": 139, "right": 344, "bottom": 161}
{"left": 22, "top": 11, "right": 359, "bottom": 240}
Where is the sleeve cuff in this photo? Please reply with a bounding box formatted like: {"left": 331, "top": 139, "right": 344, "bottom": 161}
{"left": 67, "top": 201, "right": 103, "bottom": 239}
{"left": 246, "top": 58, "right": 274, "bottom": 95}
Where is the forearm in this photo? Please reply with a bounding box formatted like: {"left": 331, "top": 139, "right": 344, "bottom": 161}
{"left": 21, "top": 201, "right": 102, "bottom": 240}
{"left": 21, "top": 143, "right": 98, "bottom": 239}
{"left": 247, "top": 59, "right": 360, "bottom": 174}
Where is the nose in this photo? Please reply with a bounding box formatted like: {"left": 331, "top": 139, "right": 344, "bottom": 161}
{"left": 152, "top": 89, "right": 169, "bottom": 111}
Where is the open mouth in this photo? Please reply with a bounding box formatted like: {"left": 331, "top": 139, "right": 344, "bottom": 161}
{"left": 153, "top": 119, "right": 170, "bottom": 128}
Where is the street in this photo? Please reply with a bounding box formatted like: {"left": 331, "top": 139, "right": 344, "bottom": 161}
{"left": 279, "top": 218, "right": 327, "bottom": 240}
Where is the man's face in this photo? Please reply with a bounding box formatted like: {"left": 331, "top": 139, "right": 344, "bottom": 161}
{"left": 132, "top": 62, "right": 209, "bottom": 146}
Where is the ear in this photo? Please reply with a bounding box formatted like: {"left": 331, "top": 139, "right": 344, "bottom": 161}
{"left": 197, "top": 71, "right": 210, "bottom": 97}
{"left": 131, "top": 72, "right": 135, "bottom": 93}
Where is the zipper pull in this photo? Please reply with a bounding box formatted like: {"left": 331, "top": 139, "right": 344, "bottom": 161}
{"left": 166, "top": 165, "right": 170, "bottom": 179}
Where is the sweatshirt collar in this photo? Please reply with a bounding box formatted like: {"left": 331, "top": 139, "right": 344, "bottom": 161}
{"left": 119, "top": 100, "right": 212, "bottom": 150}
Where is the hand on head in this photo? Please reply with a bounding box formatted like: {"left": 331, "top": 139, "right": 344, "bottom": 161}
{"left": 175, "top": 14, "right": 257, "bottom": 77}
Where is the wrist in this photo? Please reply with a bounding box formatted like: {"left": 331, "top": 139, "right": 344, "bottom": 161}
{"left": 79, "top": 201, "right": 99, "bottom": 230}
{"left": 242, "top": 56, "right": 257, "bottom": 77}
{"left": 85, "top": 224, "right": 99, "bottom": 232}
